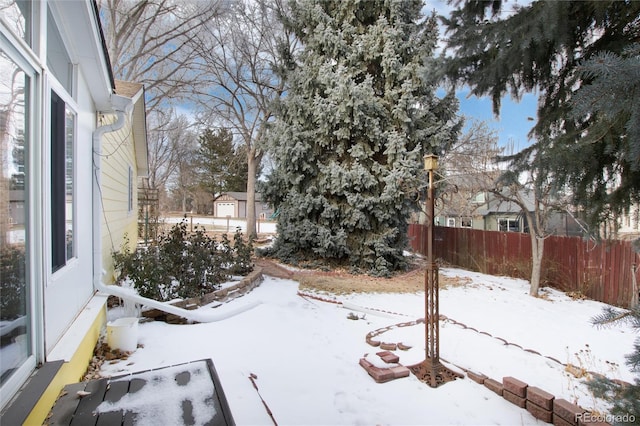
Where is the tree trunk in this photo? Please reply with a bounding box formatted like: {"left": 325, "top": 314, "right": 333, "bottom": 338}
{"left": 529, "top": 234, "right": 544, "bottom": 296}
{"left": 246, "top": 149, "right": 258, "bottom": 239}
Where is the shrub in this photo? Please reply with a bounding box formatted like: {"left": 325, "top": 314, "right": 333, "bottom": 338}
{"left": 0, "top": 245, "right": 26, "bottom": 320}
{"left": 231, "top": 229, "right": 253, "bottom": 275}
{"left": 112, "top": 237, "right": 170, "bottom": 300}
{"left": 112, "top": 218, "right": 254, "bottom": 301}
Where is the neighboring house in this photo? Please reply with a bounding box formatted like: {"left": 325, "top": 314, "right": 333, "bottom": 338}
{"left": 472, "top": 191, "right": 535, "bottom": 232}
{"left": 428, "top": 188, "right": 530, "bottom": 232}
{"left": 100, "top": 80, "right": 148, "bottom": 284}
{"left": 437, "top": 190, "right": 584, "bottom": 236}
{"left": 432, "top": 174, "right": 492, "bottom": 230}
{"left": 213, "top": 192, "right": 274, "bottom": 220}
{"left": 0, "top": 1, "right": 145, "bottom": 423}
{"left": 613, "top": 202, "right": 640, "bottom": 240}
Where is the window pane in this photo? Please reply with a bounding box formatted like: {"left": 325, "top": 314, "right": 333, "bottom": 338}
{"left": 0, "top": 1, "right": 32, "bottom": 46}
{"left": 51, "top": 92, "right": 75, "bottom": 270}
{"left": 46, "top": 6, "right": 72, "bottom": 94}
{"left": 64, "top": 108, "right": 73, "bottom": 260}
{"left": 0, "top": 50, "right": 31, "bottom": 386}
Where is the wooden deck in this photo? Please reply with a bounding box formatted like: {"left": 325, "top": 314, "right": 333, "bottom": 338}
{"left": 47, "top": 359, "right": 234, "bottom": 426}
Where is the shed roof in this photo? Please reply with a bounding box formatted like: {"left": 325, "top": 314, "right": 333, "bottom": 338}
{"left": 218, "top": 192, "right": 264, "bottom": 202}
{"left": 476, "top": 189, "right": 536, "bottom": 216}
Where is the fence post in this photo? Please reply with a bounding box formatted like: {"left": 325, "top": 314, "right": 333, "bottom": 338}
{"left": 632, "top": 264, "right": 638, "bottom": 309}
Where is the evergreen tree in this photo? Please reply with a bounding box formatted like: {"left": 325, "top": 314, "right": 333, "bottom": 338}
{"left": 194, "top": 128, "right": 246, "bottom": 209}
{"left": 589, "top": 305, "right": 640, "bottom": 422}
{"left": 569, "top": 44, "right": 640, "bottom": 228}
{"left": 262, "top": 0, "right": 460, "bottom": 276}
{"left": 441, "top": 1, "right": 640, "bottom": 229}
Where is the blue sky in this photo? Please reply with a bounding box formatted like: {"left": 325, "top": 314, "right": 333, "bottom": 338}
{"left": 427, "top": 0, "right": 538, "bottom": 153}
{"left": 457, "top": 89, "right": 538, "bottom": 153}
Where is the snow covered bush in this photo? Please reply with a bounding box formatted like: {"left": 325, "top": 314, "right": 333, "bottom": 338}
{"left": 112, "top": 218, "right": 253, "bottom": 301}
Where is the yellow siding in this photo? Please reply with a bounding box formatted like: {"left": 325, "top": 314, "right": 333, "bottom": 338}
{"left": 100, "top": 113, "right": 140, "bottom": 284}
{"left": 23, "top": 306, "right": 106, "bottom": 425}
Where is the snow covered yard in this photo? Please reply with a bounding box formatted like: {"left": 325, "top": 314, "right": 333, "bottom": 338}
{"left": 99, "top": 268, "right": 636, "bottom": 425}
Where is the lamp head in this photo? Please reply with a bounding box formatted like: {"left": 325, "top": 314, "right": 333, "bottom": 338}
{"left": 423, "top": 154, "right": 439, "bottom": 171}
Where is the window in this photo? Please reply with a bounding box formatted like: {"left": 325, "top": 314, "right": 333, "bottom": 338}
{"left": 499, "top": 218, "right": 520, "bottom": 232}
{"left": 446, "top": 218, "right": 456, "bottom": 227}
{"left": 461, "top": 218, "right": 472, "bottom": 228}
{"left": 51, "top": 90, "right": 75, "bottom": 271}
{"left": 0, "top": 49, "right": 32, "bottom": 391}
{"left": 46, "top": 5, "right": 73, "bottom": 95}
{"left": 472, "top": 192, "right": 487, "bottom": 204}
{"left": 0, "top": 0, "right": 33, "bottom": 46}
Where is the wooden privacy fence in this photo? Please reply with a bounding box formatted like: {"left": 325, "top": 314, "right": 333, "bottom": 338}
{"left": 407, "top": 224, "right": 640, "bottom": 308}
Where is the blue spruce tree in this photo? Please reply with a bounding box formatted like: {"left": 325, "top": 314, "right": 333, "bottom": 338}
{"left": 262, "top": 0, "right": 459, "bottom": 276}
{"left": 589, "top": 303, "right": 640, "bottom": 423}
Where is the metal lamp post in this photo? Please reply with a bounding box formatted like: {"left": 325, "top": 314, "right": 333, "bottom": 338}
{"left": 409, "top": 154, "right": 462, "bottom": 387}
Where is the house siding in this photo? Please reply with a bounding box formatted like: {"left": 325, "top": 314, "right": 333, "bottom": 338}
{"left": 100, "top": 113, "right": 140, "bottom": 284}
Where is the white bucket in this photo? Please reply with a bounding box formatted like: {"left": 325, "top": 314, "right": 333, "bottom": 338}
{"left": 106, "top": 317, "right": 139, "bottom": 352}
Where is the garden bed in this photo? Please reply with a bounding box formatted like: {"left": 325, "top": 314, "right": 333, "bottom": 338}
{"left": 141, "top": 266, "right": 264, "bottom": 324}
{"left": 255, "top": 257, "right": 473, "bottom": 295}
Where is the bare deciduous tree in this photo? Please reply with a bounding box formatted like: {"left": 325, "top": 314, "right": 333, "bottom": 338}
{"left": 438, "top": 119, "right": 503, "bottom": 222}
{"left": 489, "top": 150, "right": 572, "bottom": 296}
{"left": 146, "top": 112, "right": 195, "bottom": 207}
{"left": 98, "top": 0, "right": 228, "bottom": 114}
{"left": 167, "top": 119, "right": 198, "bottom": 213}
{"left": 440, "top": 120, "right": 572, "bottom": 296}
{"left": 192, "top": 0, "right": 294, "bottom": 238}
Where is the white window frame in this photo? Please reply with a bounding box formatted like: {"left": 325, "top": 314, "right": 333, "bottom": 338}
{"left": 498, "top": 218, "right": 521, "bottom": 232}
{"left": 47, "top": 77, "right": 78, "bottom": 274}
{"left": 45, "top": 3, "right": 76, "bottom": 97}
{"left": 0, "top": 28, "right": 41, "bottom": 410}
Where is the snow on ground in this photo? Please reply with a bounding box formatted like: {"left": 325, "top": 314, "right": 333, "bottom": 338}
{"left": 163, "top": 215, "right": 277, "bottom": 234}
{"left": 99, "top": 267, "right": 636, "bottom": 425}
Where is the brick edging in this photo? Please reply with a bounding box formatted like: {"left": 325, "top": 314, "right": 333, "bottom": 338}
{"left": 142, "top": 266, "right": 264, "bottom": 323}
{"left": 360, "top": 317, "right": 623, "bottom": 425}
{"left": 465, "top": 373, "right": 610, "bottom": 425}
